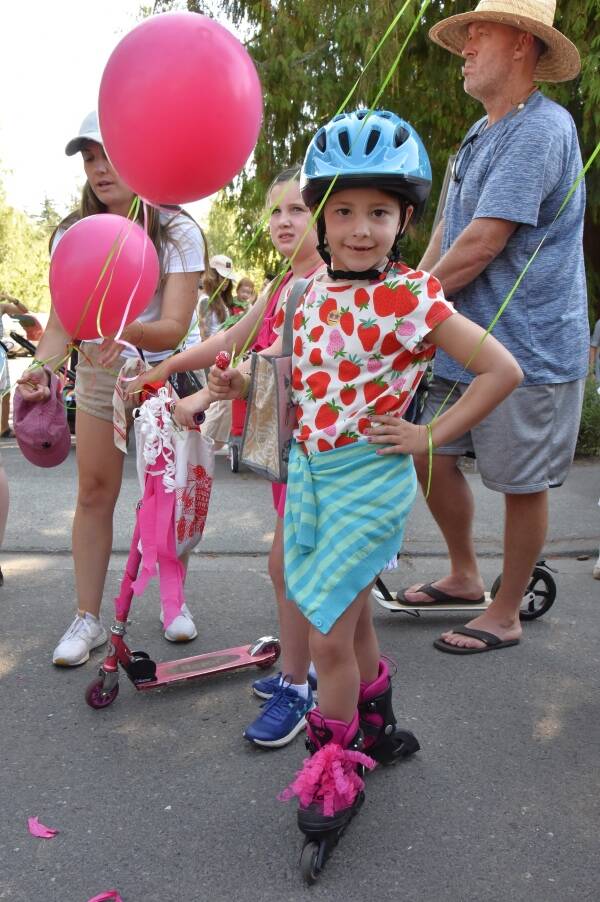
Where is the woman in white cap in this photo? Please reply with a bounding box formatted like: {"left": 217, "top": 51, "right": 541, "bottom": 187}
{"left": 16, "top": 111, "right": 207, "bottom": 664}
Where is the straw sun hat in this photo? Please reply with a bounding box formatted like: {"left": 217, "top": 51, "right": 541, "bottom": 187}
{"left": 429, "top": 0, "right": 581, "bottom": 83}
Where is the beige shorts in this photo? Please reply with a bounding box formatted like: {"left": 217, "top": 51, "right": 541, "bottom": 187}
{"left": 75, "top": 342, "right": 136, "bottom": 427}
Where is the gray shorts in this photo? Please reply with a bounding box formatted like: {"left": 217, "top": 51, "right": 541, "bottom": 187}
{"left": 419, "top": 376, "right": 585, "bottom": 494}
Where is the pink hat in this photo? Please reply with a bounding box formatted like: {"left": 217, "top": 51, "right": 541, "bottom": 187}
{"left": 13, "top": 370, "right": 71, "bottom": 468}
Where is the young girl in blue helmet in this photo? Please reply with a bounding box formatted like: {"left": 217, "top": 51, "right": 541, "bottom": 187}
{"left": 204, "top": 108, "right": 523, "bottom": 873}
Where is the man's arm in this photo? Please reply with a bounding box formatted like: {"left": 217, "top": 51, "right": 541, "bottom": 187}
{"left": 419, "top": 217, "right": 518, "bottom": 297}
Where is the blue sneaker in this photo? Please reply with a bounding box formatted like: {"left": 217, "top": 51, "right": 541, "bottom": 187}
{"left": 244, "top": 683, "right": 315, "bottom": 748}
{"left": 252, "top": 670, "right": 318, "bottom": 700}
{"left": 252, "top": 671, "right": 283, "bottom": 700}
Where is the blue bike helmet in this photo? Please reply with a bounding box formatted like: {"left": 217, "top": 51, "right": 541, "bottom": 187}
{"left": 300, "top": 110, "right": 432, "bottom": 275}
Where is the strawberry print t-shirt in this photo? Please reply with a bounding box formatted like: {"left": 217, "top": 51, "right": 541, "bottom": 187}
{"left": 277, "top": 263, "right": 453, "bottom": 454}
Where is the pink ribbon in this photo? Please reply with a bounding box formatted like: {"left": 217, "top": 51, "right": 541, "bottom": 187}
{"left": 27, "top": 816, "right": 59, "bottom": 838}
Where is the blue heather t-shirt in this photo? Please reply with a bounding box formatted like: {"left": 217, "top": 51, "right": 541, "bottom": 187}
{"left": 436, "top": 91, "right": 588, "bottom": 386}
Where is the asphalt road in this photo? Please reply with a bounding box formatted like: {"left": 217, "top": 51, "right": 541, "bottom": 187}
{"left": 1, "top": 370, "right": 599, "bottom": 901}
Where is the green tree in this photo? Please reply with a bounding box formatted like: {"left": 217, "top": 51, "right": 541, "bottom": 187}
{"left": 0, "top": 176, "right": 52, "bottom": 311}
{"left": 157, "top": 1, "right": 600, "bottom": 309}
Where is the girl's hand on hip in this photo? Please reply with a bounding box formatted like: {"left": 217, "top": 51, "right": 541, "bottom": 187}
{"left": 367, "top": 415, "right": 429, "bottom": 455}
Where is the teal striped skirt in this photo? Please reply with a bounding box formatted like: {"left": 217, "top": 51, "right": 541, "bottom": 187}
{"left": 284, "top": 441, "right": 417, "bottom": 634}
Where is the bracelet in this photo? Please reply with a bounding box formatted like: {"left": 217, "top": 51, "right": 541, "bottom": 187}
{"left": 240, "top": 372, "right": 252, "bottom": 400}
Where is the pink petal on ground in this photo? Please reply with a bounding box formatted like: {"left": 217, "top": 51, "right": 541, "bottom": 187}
{"left": 27, "top": 816, "right": 59, "bottom": 838}
{"left": 86, "top": 892, "right": 124, "bottom": 902}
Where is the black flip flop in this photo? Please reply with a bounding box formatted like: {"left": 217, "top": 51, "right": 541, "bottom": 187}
{"left": 398, "top": 583, "right": 485, "bottom": 607}
{"left": 433, "top": 626, "right": 520, "bottom": 655}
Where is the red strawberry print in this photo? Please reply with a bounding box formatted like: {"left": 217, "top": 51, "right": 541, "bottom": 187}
{"left": 391, "top": 348, "right": 414, "bottom": 372}
{"left": 306, "top": 371, "right": 330, "bottom": 400}
{"left": 273, "top": 307, "right": 285, "bottom": 329}
{"left": 315, "top": 400, "right": 342, "bottom": 430}
{"left": 394, "top": 282, "right": 421, "bottom": 316}
{"left": 425, "top": 300, "right": 450, "bottom": 329}
{"left": 294, "top": 335, "right": 304, "bottom": 357}
{"left": 308, "top": 325, "right": 324, "bottom": 343}
{"left": 405, "top": 269, "right": 424, "bottom": 280}
{"left": 295, "top": 405, "right": 303, "bottom": 423}
{"left": 335, "top": 431, "right": 359, "bottom": 448}
{"left": 292, "top": 366, "right": 304, "bottom": 391}
{"left": 427, "top": 275, "right": 443, "bottom": 298}
{"left": 293, "top": 310, "right": 306, "bottom": 330}
{"left": 339, "top": 307, "right": 354, "bottom": 336}
{"left": 319, "top": 298, "right": 338, "bottom": 324}
{"left": 381, "top": 332, "right": 402, "bottom": 355}
{"left": 373, "top": 282, "right": 400, "bottom": 318}
{"left": 357, "top": 417, "right": 371, "bottom": 434}
{"left": 363, "top": 378, "right": 387, "bottom": 405}
{"left": 357, "top": 319, "right": 380, "bottom": 352}
{"left": 318, "top": 438, "right": 334, "bottom": 451}
{"left": 327, "top": 284, "right": 352, "bottom": 293}
{"left": 372, "top": 395, "right": 401, "bottom": 415}
{"left": 298, "top": 424, "right": 311, "bottom": 442}
{"left": 338, "top": 356, "right": 362, "bottom": 382}
{"left": 340, "top": 384, "right": 357, "bottom": 406}
{"left": 309, "top": 347, "right": 323, "bottom": 366}
{"left": 215, "top": 351, "right": 230, "bottom": 370}
{"left": 354, "top": 287, "right": 370, "bottom": 309}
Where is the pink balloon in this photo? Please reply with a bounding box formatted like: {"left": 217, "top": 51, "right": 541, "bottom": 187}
{"left": 98, "top": 12, "right": 263, "bottom": 205}
{"left": 49, "top": 214, "right": 159, "bottom": 341}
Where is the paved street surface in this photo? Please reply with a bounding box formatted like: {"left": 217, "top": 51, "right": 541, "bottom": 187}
{"left": 1, "top": 383, "right": 599, "bottom": 900}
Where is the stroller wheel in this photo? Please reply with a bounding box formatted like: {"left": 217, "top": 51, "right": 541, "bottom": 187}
{"left": 230, "top": 443, "right": 239, "bottom": 473}
{"left": 85, "top": 677, "right": 119, "bottom": 709}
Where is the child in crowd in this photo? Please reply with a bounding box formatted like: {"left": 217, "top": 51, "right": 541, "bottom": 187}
{"left": 139, "top": 166, "right": 325, "bottom": 748}
{"left": 205, "top": 109, "right": 523, "bottom": 859}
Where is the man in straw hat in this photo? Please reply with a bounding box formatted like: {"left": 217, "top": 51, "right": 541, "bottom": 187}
{"left": 401, "top": 1, "right": 588, "bottom": 653}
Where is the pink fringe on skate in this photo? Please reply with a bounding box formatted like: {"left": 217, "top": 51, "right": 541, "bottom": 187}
{"left": 279, "top": 743, "right": 376, "bottom": 817}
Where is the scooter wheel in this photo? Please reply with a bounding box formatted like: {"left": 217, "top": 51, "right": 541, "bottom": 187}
{"left": 300, "top": 841, "right": 321, "bottom": 885}
{"left": 254, "top": 640, "right": 281, "bottom": 670}
{"left": 85, "top": 677, "right": 119, "bottom": 709}
{"left": 491, "top": 566, "right": 557, "bottom": 621}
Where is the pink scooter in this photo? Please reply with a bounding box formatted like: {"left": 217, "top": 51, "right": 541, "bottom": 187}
{"left": 84, "top": 516, "right": 280, "bottom": 708}
{"left": 85, "top": 385, "right": 280, "bottom": 709}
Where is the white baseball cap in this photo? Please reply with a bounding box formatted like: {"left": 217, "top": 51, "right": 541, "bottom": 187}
{"left": 209, "top": 254, "right": 240, "bottom": 282}
{"left": 65, "top": 111, "right": 103, "bottom": 156}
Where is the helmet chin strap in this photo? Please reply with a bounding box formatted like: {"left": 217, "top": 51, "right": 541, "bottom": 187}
{"left": 318, "top": 202, "right": 409, "bottom": 281}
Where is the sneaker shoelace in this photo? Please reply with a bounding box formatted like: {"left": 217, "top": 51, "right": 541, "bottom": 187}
{"left": 259, "top": 685, "right": 308, "bottom": 723}
{"left": 61, "top": 616, "right": 93, "bottom": 642}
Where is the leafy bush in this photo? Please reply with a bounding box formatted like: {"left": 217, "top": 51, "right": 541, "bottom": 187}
{"left": 576, "top": 377, "right": 600, "bottom": 457}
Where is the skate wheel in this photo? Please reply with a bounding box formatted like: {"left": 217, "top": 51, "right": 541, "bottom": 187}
{"left": 300, "top": 842, "right": 321, "bottom": 885}
{"left": 491, "top": 566, "right": 556, "bottom": 621}
{"left": 85, "top": 677, "right": 119, "bottom": 709}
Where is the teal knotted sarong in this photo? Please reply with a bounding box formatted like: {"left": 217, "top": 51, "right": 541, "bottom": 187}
{"left": 284, "top": 441, "right": 417, "bottom": 634}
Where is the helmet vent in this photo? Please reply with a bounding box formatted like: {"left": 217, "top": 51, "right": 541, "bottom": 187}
{"left": 365, "top": 128, "right": 381, "bottom": 155}
{"left": 393, "top": 125, "right": 410, "bottom": 148}
{"left": 338, "top": 129, "right": 351, "bottom": 156}
{"left": 315, "top": 129, "right": 327, "bottom": 153}
{"left": 356, "top": 109, "right": 369, "bottom": 120}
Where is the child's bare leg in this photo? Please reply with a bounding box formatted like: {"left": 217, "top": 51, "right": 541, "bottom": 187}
{"left": 309, "top": 583, "right": 375, "bottom": 723}
{"left": 353, "top": 590, "right": 380, "bottom": 682}
{"left": 269, "top": 516, "right": 311, "bottom": 683}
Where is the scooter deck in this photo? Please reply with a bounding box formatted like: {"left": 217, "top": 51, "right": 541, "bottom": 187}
{"left": 134, "top": 642, "right": 278, "bottom": 691}
{"left": 372, "top": 588, "right": 493, "bottom": 613}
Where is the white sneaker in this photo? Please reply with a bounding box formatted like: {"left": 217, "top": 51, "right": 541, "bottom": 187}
{"left": 52, "top": 614, "right": 107, "bottom": 666}
{"left": 213, "top": 443, "right": 230, "bottom": 457}
{"left": 160, "top": 603, "right": 198, "bottom": 642}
